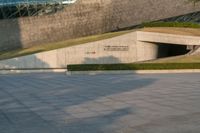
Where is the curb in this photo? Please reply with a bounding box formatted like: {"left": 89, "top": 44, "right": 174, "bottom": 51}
{"left": 66, "top": 69, "right": 200, "bottom": 75}
{"left": 1, "top": 69, "right": 200, "bottom": 75}
{"left": 0, "top": 69, "right": 67, "bottom": 75}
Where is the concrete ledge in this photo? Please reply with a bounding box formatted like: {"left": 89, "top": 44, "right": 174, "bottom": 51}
{"left": 66, "top": 69, "right": 200, "bottom": 75}
{"left": 0, "top": 69, "right": 67, "bottom": 75}
{"left": 1, "top": 69, "right": 200, "bottom": 75}
{"left": 137, "top": 31, "right": 200, "bottom": 45}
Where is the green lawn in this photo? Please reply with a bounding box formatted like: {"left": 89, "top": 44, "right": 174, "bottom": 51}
{"left": 0, "top": 30, "right": 132, "bottom": 61}
{"left": 145, "top": 54, "right": 200, "bottom": 63}
{"left": 142, "top": 21, "right": 200, "bottom": 28}
{"left": 67, "top": 62, "right": 200, "bottom": 71}
{"left": 141, "top": 27, "right": 200, "bottom": 36}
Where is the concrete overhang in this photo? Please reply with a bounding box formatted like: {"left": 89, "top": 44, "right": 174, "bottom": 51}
{"left": 137, "top": 31, "right": 200, "bottom": 45}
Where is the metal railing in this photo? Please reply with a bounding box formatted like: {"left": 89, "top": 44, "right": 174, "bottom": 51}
{"left": 0, "top": 0, "right": 77, "bottom": 19}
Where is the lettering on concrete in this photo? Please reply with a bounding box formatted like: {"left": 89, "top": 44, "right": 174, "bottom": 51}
{"left": 104, "top": 45, "right": 129, "bottom": 51}
{"left": 85, "top": 51, "right": 96, "bottom": 54}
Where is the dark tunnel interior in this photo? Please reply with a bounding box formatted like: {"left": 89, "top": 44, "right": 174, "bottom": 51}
{"left": 157, "top": 43, "right": 191, "bottom": 59}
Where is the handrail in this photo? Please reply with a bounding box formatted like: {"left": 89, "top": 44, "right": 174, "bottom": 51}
{"left": 0, "top": 0, "right": 77, "bottom": 6}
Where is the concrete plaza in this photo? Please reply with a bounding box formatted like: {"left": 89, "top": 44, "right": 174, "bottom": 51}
{"left": 0, "top": 73, "right": 200, "bottom": 133}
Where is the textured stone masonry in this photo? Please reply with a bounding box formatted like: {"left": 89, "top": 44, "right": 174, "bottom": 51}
{"left": 0, "top": 0, "right": 200, "bottom": 51}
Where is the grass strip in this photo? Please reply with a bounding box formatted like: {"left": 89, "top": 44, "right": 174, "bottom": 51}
{"left": 67, "top": 63, "right": 200, "bottom": 71}
{"left": 142, "top": 22, "right": 200, "bottom": 28}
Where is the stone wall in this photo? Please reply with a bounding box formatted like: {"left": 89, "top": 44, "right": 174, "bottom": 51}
{"left": 0, "top": 0, "right": 200, "bottom": 51}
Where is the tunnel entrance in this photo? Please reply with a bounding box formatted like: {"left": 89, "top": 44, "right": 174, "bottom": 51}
{"left": 157, "top": 43, "right": 191, "bottom": 58}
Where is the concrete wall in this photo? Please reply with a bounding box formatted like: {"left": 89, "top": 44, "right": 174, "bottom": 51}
{"left": 0, "top": 0, "right": 200, "bottom": 51}
{"left": 137, "top": 31, "right": 200, "bottom": 45}
{"left": 1, "top": 31, "right": 199, "bottom": 69}
{"left": 0, "top": 32, "right": 160, "bottom": 69}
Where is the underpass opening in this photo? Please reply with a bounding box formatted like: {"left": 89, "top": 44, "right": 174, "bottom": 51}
{"left": 156, "top": 43, "right": 191, "bottom": 59}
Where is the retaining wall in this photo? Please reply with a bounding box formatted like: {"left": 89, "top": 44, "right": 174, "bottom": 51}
{"left": 1, "top": 31, "right": 200, "bottom": 69}
{"left": 0, "top": 32, "right": 160, "bottom": 69}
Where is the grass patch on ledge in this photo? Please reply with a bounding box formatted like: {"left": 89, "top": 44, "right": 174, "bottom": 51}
{"left": 141, "top": 27, "right": 200, "bottom": 37}
{"left": 142, "top": 22, "right": 200, "bottom": 28}
{"left": 67, "top": 63, "right": 200, "bottom": 71}
{"left": 0, "top": 30, "right": 132, "bottom": 61}
{"left": 141, "top": 21, "right": 200, "bottom": 36}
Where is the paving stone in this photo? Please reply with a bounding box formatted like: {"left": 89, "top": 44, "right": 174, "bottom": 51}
{"left": 0, "top": 73, "right": 200, "bottom": 133}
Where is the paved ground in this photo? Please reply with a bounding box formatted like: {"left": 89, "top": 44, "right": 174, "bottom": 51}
{"left": 0, "top": 73, "right": 200, "bottom": 133}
